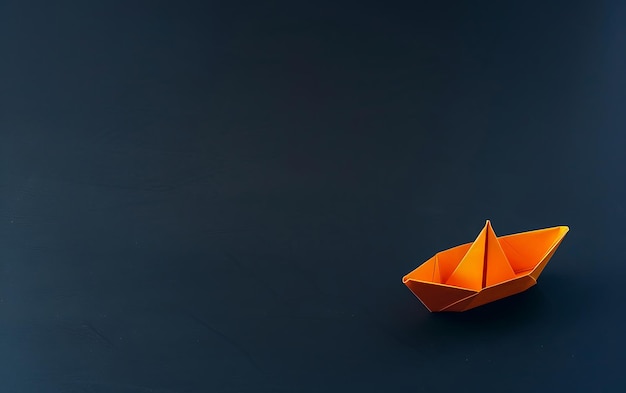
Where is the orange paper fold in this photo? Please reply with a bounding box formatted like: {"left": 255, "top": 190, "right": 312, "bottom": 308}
{"left": 402, "top": 221, "right": 569, "bottom": 312}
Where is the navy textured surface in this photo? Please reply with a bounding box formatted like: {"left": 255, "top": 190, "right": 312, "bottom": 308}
{"left": 1, "top": 1, "right": 625, "bottom": 392}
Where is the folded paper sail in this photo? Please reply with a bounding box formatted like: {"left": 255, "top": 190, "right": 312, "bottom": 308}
{"left": 402, "top": 221, "right": 569, "bottom": 312}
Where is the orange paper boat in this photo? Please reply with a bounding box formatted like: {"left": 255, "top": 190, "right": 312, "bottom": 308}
{"left": 402, "top": 221, "right": 569, "bottom": 312}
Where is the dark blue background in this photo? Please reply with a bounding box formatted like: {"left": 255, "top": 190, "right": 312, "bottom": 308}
{"left": 1, "top": 1, "right": 625, "bottom": 392}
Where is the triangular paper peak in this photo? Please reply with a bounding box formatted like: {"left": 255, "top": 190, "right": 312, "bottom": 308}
{"left": 484, "top": 221, "right": 516, "bottom": 286}
{"left": 445, "top": 220, "right": 515, "bottom": 290}
{"left": 445, "top": 222, "right": 489, "bottom": 290}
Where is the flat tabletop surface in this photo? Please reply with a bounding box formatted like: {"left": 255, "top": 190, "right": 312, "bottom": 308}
{"left": 1, "top": 1, "right": 625, "bottom": 392}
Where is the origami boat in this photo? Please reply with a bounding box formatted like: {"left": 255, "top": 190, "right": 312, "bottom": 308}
{"left": 402, "top": 221, "right": 569, "bottom": 312}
